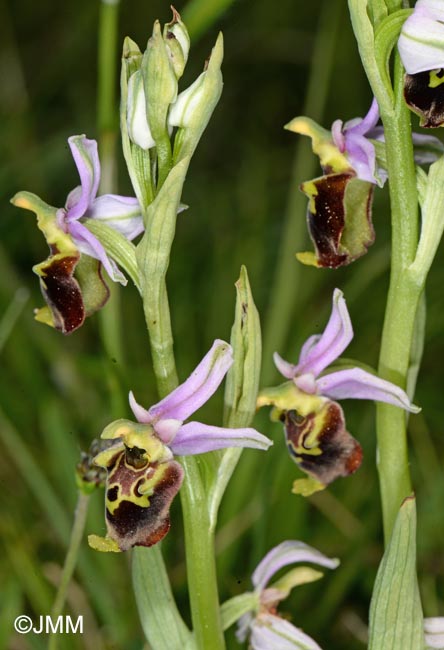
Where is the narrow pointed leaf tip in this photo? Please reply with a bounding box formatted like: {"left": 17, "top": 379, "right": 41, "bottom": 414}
{"left": 369, "top": 496, "right": 425, "bottom": 650}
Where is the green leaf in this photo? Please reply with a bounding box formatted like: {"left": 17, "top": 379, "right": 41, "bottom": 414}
{"left": 374, "top": 9, "right": 412, "bottom": 99}
{"left": 220, "top": 592, "right": 257, "bottom": 631}
{"left": 409, "top": 155, "right": 444, "bottom": 287}
{"left": 136, "top": 156, "right": 191, "bottom": 396}
{"left": 207, "top": 266, "right": 262, "bottom": 529}
{"left": 133, "top": 545, "right": 194, "bottom": 650}
{"left": 348, "top": 0, "right": 394, "bottom": 114}
{"left": 84, "top": 219, "right": 140, "bottom": 291}
{"left": 368, "top": 495, "right": 425, "bottom": 650}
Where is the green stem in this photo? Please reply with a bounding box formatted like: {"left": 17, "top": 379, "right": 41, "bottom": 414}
{"left": 376, "top": 53, "right": 420, "bottom": 541}
{"left": 49, "top": 492, "right": 90, "bottom": 650}
{"left": 139, "top": 308, "right": 225, "bottom": 649}
{"left": 180, "top": 457, "right": 226, "bottom": 650}
{"left": 140, "top": 280, "right": 179, "bottom": 397}
{"left": 97, "top": 0, "right": 120, "bottom": 193}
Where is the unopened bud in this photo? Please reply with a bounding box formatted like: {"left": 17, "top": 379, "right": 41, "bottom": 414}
{"left": 169, "top": 32, "right": 223, "bottom": 133}
{"left": 164, "top": 7, "right": 190, "bottom": 79}
{"left": 127, "top": 71, "right": 156, "bottom": 149}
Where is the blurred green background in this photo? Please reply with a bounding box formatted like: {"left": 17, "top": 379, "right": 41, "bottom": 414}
{"left": 1, "top": 0, "right": 444, "bottom": 648}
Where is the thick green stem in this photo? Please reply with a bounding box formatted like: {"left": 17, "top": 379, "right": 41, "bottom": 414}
{"left": 376, "top": 55, "right": 420, "bottom": 541}
{"left": 49, "top": 492, "right": 90, "bottom": 650}
{"left": 180, "top": 457, "right": 226, "bottom": 650}
{"left": 139, "top": 310, "right": 225, "bottom": 649}
{"left": 140, "top": 281, "right": 179, "bottom": 397}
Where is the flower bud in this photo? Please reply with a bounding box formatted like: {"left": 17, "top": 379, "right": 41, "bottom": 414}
{"left": 164, "top": 7, "right": 190, "bottom": 79}
{"left": 127, "top": 70, "right": 156, "bottom": 150}
{"left": 169, "top": 32, "right": 223, "bottom": 161}
{"left": 168, "top": 71, "right": 206, "bottom": 128}
{"left": 143, "top": 20, "right": 178, "bottom": 141}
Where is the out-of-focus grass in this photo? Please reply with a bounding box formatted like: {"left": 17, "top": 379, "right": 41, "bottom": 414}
{"left": 1, "top": 0, "right": 444, "bottom": 648}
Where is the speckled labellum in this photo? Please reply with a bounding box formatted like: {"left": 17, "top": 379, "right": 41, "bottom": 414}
{"left": 298, "top": 172, "right": 375, "bottom": 268}
{"left": 282, "top": 402, "right": 363, "bottom": 486}
{"left": 99, "top": 444, "right": 183, "bottom": 551}
{"left": 89, "top": 422, "right": 184, "bottom": 553}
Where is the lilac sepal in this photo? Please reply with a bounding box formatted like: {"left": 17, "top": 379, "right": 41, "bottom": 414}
{"left": 273, "top": 288, "right": 419, "bottom": 413}
{"left": 345, "top": 98, "right": 379, "bottom": 136}
{"left": 252, "top": 540, "right": 339, "bottom": 592}
{"left": 424, "top": 617, "right": 444, "bottom": 649}
{"left": 169, "top": 422, "right": 272, "bottom": 456}
{"left": 128, "top": 340, "right": 271, "bottom": 455}
{"left": 250, "top": 614, "right": 322, "bottom": 650}
{"left": 331, "top": 98, "right": 381, "bottom": 185}
{"left": 345, "top": 134, "right": 377, "bottom": 184}
{"left": 68, "top": 220, "right": 126, "bottom": 285}
{"left": 317, "top": 368, "right": 420, "bottom": 413}
{"left": 294, "top": 288, "right": 353, "bottom": 377}
{"left": 86, "top": 195, "right": 144, "bottom": 240}
{"left": 398, "top": 1, "right": 444, "bottom": 75}
{"left": 147, "top": 340, "right": 233, "bottom": 422}
{"left": 60, "top": 135, "right": 143, "bottom": 282}
{"left": 66, "top": 136, "right": 100, "bottom": 220}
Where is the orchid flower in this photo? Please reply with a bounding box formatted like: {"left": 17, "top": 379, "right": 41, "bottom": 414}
{"left": 235, "top": 541, "right": 339, "bottom": 649}
{"left": 88, "top": 340, "right": 272, "bottom": 552}
{"left": 57, "top": 135, "right": 143, "bottom": 282}
{"left": 398, "top": 0, "right": 444, "bottom": 127}
{"left": 331, "top": 98, "right": 383, "bottom": 185}
{"left": 285, "top": 101, "right": 381, "bottom": 268}
{"left": 11, "top": 135, "right": 143, "bottom": 333}
{"left": 257, "top": 289, "right": 419, "bottom": 493}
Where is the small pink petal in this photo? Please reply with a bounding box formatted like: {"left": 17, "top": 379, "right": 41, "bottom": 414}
{"left": 294, "top": 373, "right": 317, "bottom": 394}
{"left": 331, "top": 119, "right": 345, "bottom": 152}
{"left": 273, "top": 352, "right": 297, "bottom": 379}
{"left": 153, "top": 419, "right": 182, "bottom": 444}
{"left": 129, "top": 390, "right": 153, "bottom": 424}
